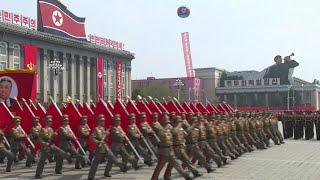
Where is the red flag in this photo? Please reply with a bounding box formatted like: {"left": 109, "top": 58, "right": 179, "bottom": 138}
{"left": 45, "top": 101, "right": 62, "bottom": 130}
{"left": 36, "top": 102, "right": 47, "bottom": 124}
{"left": 165, "top": 100, "right": 181, "bottom": 113}
{"left": 61, "top": 102, "right": 82, "bottom": 137}
{"left": 113, "top": 99, "right": 129, "bottom": 133}
{"left": 107, "top": 101, "right": 114, "bottom": 114}
{"left": 147, "top": 100, "right": 162, "bottom": 114}
{"left": 206, "top": 103, "right": 218, "bottom": 114}
{"left": 94, "top": 98, "right": 113, "bottom": 129}
{"left": 19, "top": 99, "right": 36, "bottom": 134}
{"left": 38, "top": 0, "right": 87, "bottom": 40}
{"left": 90, "top": 101, "right": 96, "bottom": 112}
{"left": 97, "top": 56, "right": 103, "bottom": 98}
{"left": 136, "top": 100, "right": 153, "bottom": 124}
{"left": 217, "top": 104, "right": 228, "bottom": 113}
{"left": 80, "top": 103, "right": 95, "bottom": 129}
{"left": 182, "top": 102, "right": 194, "bottom": 113}
{"left": 173, "top": 100, "right": 186, "bottom": 113}
{"left": 126, "top": 100, "right": 142, "bottom": 124}
{"left": 189, "top": 102, "right": 200, "bottom": 113}
{"left": 0, "top": 102, "right": 14, "bottom": 133}
{"left": 23, "top": 44, "right": 38, "bottom": 100}
{"left": 29, "top": 99, "right": 38, "bottom": 114}
{"left": 196, "top": 103, "right": 209, "bottom": 114}
{"left": 156, "top": 101, "right": 169, "bottom": 114}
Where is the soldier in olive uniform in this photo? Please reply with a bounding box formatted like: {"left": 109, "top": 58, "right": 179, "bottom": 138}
{"left": 163, "top": 115, "right": 202, "bottom": 179}
{"left": 0, "top": 130, "right": 14, "bottom": 172}
{"left": 196, "top": 115, "right": 223, "bottom": 167}
{"left": 304, "top": 112, "right": 314, "bottom": 140}
{"left": 235, "top": 117, "right": 254, "bottom": 152}
{"left": 55, "top": 115, "right": 84, "bottom": 173}
{"left": 127, "top": 113, "right": 153, "bottom": 166}
{"left": 106, "top": 114, "right": 138, "bottom": 173}
{"left": 77, "top": 115, "right": 92, "bottom": 167}
{"left": 215, "top": 120, "right": 237, "bottom": 159}
{"left": 269, "top": 114, "right": 284, "bottom": 144}
{"left": 29, "top": 116, "right": 42, "bottom": 146}
{"left": 35, "top": 115, "right": 69, "bottom": 179}
{"left": 263, "top": 115, "right": 280, "bottom": 145}
{"left": 151, "top": 113, "right": 193, "bottom": 180}
{"left": 139, "top": 112, "right": 158, "bottom": 154}
{"left": 228, "top": 116, "right": 248, "bottom": 153}
{"left": 185, "top": 116, "right": 215, "bottom": 173}
{"left": 152, "top": 113, "right": 164, "bottom": 136}
{"left": 88, "top": 114, "right": 125, "bottom": 180}
{"left": 294, "top": 112, "right": 304, "bottom": 139}
{"left": 314, "top": 112, "right": 320, "bottom": 140}
{"left": 10, "top": 116, "right": 34, "bottom": 167}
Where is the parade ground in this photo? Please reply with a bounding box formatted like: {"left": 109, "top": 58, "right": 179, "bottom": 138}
{"left": 0, "top": 124, "right": 319, "bottom": 180}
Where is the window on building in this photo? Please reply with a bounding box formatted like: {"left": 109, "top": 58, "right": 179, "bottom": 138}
{"left": 0, "top": 42, "right": 8, "bottom": 70}
{"left": 12, "top": 44, "right": 21, "bottom": 69}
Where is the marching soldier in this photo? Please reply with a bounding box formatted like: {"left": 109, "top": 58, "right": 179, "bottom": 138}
{"left": 163, "top": 115, "right": 202, "bottom": 179}
{"left": 228, "top": 116, "right": 248, "bottom": 152}
{"left": 0, "top": 130, "right": 14, "bottom": 172}
{"left": 269, "top": 114, "right": 284, "bottom": 144}
{"left": 294, "top": 112, "right": 304, "bottom": 139}
{"left": 35, "top": 115, "right": 70, "bottom": 179}
{"left": 106, "top": 114, "right": 138, "bottom": 173}
{"left": 29, "top": 116, "right": 42, "bottom": 145}
{"left": 55, "top": 115, "right": 84, "bottom": 173}
{"left": 77, "top": 115, "right": 93, "bottom": 166}
{"left": 186, "top": 116, "right": 215, "bottom": 173}
{"left": 304, "top": 112, "right": 314, "bottom": 140}
{"left": 139, "top": 112, "right": 158, "bottom": 154}
{"left": 152, "top": 112, "right": 164, "bottom": 136}
{"left": 263, "top": 115, "right": 280, "bottom": 145}
{"left": 88, "top": 114, "right": 126, "bottom": 180}
{"left": 151, "top": 113, "right": 193, "bottom": 180}
{"left": 127, "top": 113, "right": 153, "bottom": 166}
{"left": 235, "top": 117, "right": 254, "bottom": 152}
{"left": 197, "top": 115, "right": 223, "bottom": 167}
{"left": 10, "top": 116, "right": 34, "bottom": 167}
{"left": 285, "top": 112, "right": 294, "bottom": 139}
{"left": 215, "top": 120, "right": 237, "bottom": 159}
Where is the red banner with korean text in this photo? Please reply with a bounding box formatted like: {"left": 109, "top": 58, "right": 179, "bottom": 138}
{"left": 116, "top": 61, "right": 122, "bottom": 100}
{"left": 23, "top": 44, "right": 38, "bottom": 100}
{"left": 0, "top": 70, "right": 37, "bottom": 105}
{"left": 97, "top": 56, "right": 103, "bottom": 98}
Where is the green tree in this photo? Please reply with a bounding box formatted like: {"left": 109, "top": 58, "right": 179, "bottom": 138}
{"left": 132, "top": 84, "right": 173, "bottom": 100}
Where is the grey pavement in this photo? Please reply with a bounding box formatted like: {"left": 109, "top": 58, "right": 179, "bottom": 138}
{"left": 1, "top": 123, "right": 320, "bottom": 180}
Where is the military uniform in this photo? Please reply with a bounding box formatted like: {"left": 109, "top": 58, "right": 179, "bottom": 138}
{"left": 106, "top": 114, "right": 138, "bottom": 174}
{"left": 55, "top": 115, "right": 84, "bottom": 174}
{"left": 263, "top": 117, "right": 280, "bottom": 145}
{"left": 88, "top": 114, "right": 125, "bottom": 180}
{"left": 139, "top": 112, "right": 158, "bottom": 155}
{"left": 294, "top": 113, "right": 304, "bottom": 139}
{"left": 163, "top": 116, "right": 201, "bottom": 179}
{"left": 304, "top": 113, "right": 314, "bottom": 140}
{"left": 77, "top": 116, "right": 93, "bottom": 166}
{"left": 127, "top": 114, "right": 153, "bottom": 166}
{"left": 151, "top": 114, "right": 192, "bottom": 180}
{"left": 185, "top": 116, "right": 214, "bottom": 172}
{"left": 10, "top": 116, "right": 34, "bottom": 167}
{"left": 235, "top": 118, "right": 254, "bottom": 152}
{"left": 35, "top": 116, "right": 69, "bottom": 179}
{"left": 270, "top": 115, "right": 284, "bottom": 143}
{"left": 0, "top": 130, "right": 14, "bottom": 172}
{"left": 216, "top": 121, "right": 237, "bottom": 159}
{"left": 229, "top": 119, "right": 248, "bottom": 152}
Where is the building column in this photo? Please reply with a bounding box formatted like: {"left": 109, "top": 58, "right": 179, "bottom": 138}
{"left": 41, "top": 49, "right": 48, "bottom": 103}
{"left": 62, "top": 53, "right": 67, "bottom": 102}
{"left": 71, "top": 55, "right": 77, "bottom": 100}
{"left": 233, "top": 94, "right": 237, "bottom": 107}
{"left": 86, "top": 58, "right": 92, "bottom": 103}
{"left": 311, "top": 90, "right": 319, "bottom": 110}
{"left": 265, "top": 93, "right": 269, "bottom": 108}
{"left": 79, "top": 56, "right": 84, "bottom": 103}
{"left": 127, "top": 65, "right": 131, "bottom": 98}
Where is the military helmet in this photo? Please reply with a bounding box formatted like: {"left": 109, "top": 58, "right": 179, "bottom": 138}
{"left": 32, "top": 116, "right": 40, "bottom": 122}
{"left": 13, "top": 116, "right": 21, "bottom": 122}
{"left": 61, "top": 115, "right": 69, "bottom": 121}
{"left": 113, "top": 114, "right": 121, "bottom": 121}
{"left": 44, "top": 115, "right": 53, "bottom": 122}
{"left": 96, "top": 114, "right": 105, "bottom": 122}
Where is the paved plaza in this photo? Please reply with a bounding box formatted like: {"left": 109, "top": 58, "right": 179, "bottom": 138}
{"left": 1, "top": 125, "right": 320, "bottom": 180}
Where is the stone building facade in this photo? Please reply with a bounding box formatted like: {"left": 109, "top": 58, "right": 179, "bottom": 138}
{"left": 0, "top": 22, "right": 134, "bottom": 104}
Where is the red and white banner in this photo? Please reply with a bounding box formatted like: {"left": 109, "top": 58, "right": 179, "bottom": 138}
{"left": 181, "top": 32, "right": 195, "bottom": 78}
{"left": 88, "top": 34, "right": 125, "bottom": 50}
{"left": 2, "top": 10, "right": 12, "bottom": 24}
{"left": 0, "top": 10, "right": 37, "bottom": 30}
{"left": 116, "top": 61, "right": 122, "bottom": 100}
{"left": 38, "top": 0, "right": 87, "bottom": 40}
{"left": 97, "top": 56, "right": 103, "bottom": 98}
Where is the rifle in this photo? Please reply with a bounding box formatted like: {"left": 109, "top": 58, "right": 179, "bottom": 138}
{"left": 3, "top": 135, "right": 11, "bottom": 150}
{"left": 17, "top": 125, "right": 35, "bottom": 149}
{"left": 118, "top": 127, "right": 144, "bottom": 163}
{"left": 136, "top": 127, "right": 157, "bottom": 159}
{"left": 66, "top": 125, "right": 90, "bottom": 163}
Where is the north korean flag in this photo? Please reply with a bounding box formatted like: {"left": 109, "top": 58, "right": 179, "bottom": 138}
{"left": 38, "top": 0, "right": 87, "bottom": 40}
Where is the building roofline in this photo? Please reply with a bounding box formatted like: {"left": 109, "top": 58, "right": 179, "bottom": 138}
{"left": 194, "top": 67, "right": 226, "bottom": 72}
{"left": 132, "top": 76, "right": 199, "bottom": 81}
{"left": 0, "top": 22, "right": 135, "bottom": 59}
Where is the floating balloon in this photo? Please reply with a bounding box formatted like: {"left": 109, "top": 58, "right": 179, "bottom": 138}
{"left": 177, "top": 6, "right": 190, "bottom": 18}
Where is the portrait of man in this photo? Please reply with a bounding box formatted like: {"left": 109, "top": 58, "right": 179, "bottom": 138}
{"left": 0, "top": 78, "right": 17, "bottom": 107}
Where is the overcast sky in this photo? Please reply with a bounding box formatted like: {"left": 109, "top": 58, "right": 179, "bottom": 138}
{"left": 2, "top": 0, "right": 320, "bottom": 82}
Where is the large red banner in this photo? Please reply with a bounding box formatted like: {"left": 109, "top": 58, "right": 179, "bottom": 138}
{"left": 38, "top": 0, "right": 87, "bottom": 40}
{"left": 116, "top": 61, "right": 122, "bottom": 100}
{"left": 181, "top": 32, "right": 194, "bottom": 78}
{"left": 97, "top": 56, "right": 103, "bottom": 98}
{"left": 23, "top": 44, "right": 38, "bottom": 100}
{"left": 0, "top": 70, "right": 37, "bottom": 106}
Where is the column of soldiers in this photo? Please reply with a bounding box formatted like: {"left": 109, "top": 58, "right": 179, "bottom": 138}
{"left": 0, "top": 111, "right": 284, "bottom": 179}
{"left": 280, "top": 111, "right": 320, "bottom": 140}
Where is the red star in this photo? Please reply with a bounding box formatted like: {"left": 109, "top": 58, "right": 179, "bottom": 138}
{"left": 54, "top": 13, "right": 62, "bottom": 24}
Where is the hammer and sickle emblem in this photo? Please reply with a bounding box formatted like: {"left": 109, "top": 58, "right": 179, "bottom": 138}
{"left": 27, "top": 62, "right": 36, "bottom": 71}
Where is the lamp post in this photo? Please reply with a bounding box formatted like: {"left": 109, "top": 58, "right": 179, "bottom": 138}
{"left": 174, "top": 79, "right": 184, "bottom": 102}
{"left": 48, "top": 58, "right": 64, "bottom": 77}
{"left": 287, "top": 85, "right": 291, "bottom": 111}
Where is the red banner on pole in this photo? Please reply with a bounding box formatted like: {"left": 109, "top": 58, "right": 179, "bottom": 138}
{"left": 97, "top": 56, "right": 103, "bottom": 99}
{"left": 116, "top": 61, "right": 122, "bottom": 100}
{"left": 23, "top": 44, "right": 38, "bottom": 100}
{"left": 181, "top": 32, "right": 195, "bottom": 78}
